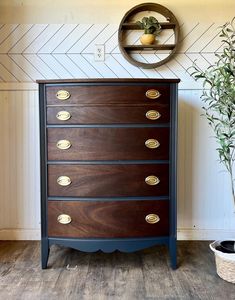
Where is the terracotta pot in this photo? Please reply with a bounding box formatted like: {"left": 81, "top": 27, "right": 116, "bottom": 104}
{"left": 140, "top": 34, "right": 156, "bottom": 45}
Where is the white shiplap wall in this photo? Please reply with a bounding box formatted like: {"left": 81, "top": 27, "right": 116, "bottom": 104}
{"left": 0, "top": 89, "right": 41, "bottom": 239}
{"left": 0, "top": 21, "right": 235, "bottom": 240}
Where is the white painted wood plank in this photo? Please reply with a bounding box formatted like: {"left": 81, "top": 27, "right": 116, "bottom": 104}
{"left": 1, "top": 91, "right": 40, "bottom": 228}
{"left": 0, "top": 24, "right": 33, "bottom": 53}
{"left": 186, "top": 53, "right": 211, "bottom": 71}
{"left": 158, "top": 28, "right": 176, "bottom": 44}
{"left": 68, "top": 24, "right": 106, "bottom": 53}
{"left": 182, "top": 23, "right": 219, "bottom": 53}
{"left": 0, "top": 54, "right": 32, "bottom": 81}
{"left": 187, "top": 23, "right": 220, "bottom": 53}
{"left": 0, "top": 24, "right": 18, "bottom": 45}
{"left": 38, "top": 24, "right": 78, "bottom": 54}
{"left": 105, "top": 29, "right": 119, "bottom": 53}
{"left": 24, "top": 54, "right": 58, "bottom": 79}
{"left": 82, "top": 54, "right": 117, "bottom": 78}
{"left": 23, "top": 24, "right": 63, "bottom": 53}
{"left": 151, "top": 58, "right": 178, "bottom": 79}
{"left": 53, "top": 24, "right": 92, "bottom": 54}
{"left": 111, "top": 54, "right": 146, "bottom": 78}
{"left": 83, "top": 24, "right": 117, "bottom": 53}
{"left": 38, "top": 54, "right": 73, "bottom": 78}
{"left": 178, "top": 22, "right": 199, "bottom": 49}
{"left": 52, "top": 54, "right": 87, "bottom": 78}
{"left": 68, "top": 54, "right": 103, "bottom": 78}
{"left": 128, "top": 54, "right": 162, "bottom": 78}
{"left": 0, "top": 63, "right": 18, "bottom": 82}
{"left": 0, "top": 229, "right": 41, "bottom": 240}
{"left": 104, "top": 54, "right": 132, "bottom": 78}
{"left": 9, "top": 54, "right": 45, "bottom": 80}
{"left": 9, "top": 24, "right": 48, "bottom": 54}
{"left": 202, "top": 31, "right": 224, "bottom": 53}
{"left": 162, "top": 57, "right": 193, "bottom": 81}
{"left": 0, "top": 82, "right": 37, "bottom": 90}
{"left": 200, "top": 53, "right": 217, "bottom": 66}
{"left": 0, "top": 92, "right": 9, "bottom": 227}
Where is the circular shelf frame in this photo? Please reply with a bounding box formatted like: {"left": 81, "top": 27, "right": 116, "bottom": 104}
{"left": 118, "top": 3, "right": 180, "bottom": 69}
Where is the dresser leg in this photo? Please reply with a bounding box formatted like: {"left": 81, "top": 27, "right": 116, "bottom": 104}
{"left": 41, "top": 238, "right": 50, "bottom": 269}
{"left": 169, "top": 238, "right": 177, "bottom": 269}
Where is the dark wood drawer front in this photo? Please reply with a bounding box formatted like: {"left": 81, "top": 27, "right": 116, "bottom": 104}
{"left": 47, "top": 127, "right": 169, "bottom": 161}
{"left": 47, "top": 105, "right": 170, "bottom": 124}
{"left": 46, "top": 85, "right": 170, "bottom": 105}
{"left": 48, "top": 164, "right": 169, "bottom": 197}
{"left": 48, "top": 200, "right": 169, "bottom": 238}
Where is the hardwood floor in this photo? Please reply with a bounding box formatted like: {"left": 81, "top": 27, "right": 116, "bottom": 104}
{"left": 0, "top": 241, "right": 234, "bottom": 300}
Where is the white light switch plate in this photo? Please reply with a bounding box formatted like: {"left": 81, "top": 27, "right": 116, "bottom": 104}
{"left": 94, "top": 44, "right": 105, "bottom": 61}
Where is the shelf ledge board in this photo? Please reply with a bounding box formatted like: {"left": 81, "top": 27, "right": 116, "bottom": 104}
{"left": 123, "top": 44, "right": 175, "bottom": 51}
{"left": 122, "top": 22, "right": 176, "bottom": 30}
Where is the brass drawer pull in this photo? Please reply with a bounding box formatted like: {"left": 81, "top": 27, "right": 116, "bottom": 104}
{"left": 56, "top": 90, "right": 71, "bottom": 100}
{"left": 145, "top": 214, "right": 160, "bottom": 224}
{"left": 145, "top": 175, "right": 160, "bottom": 186}
{"left": 145, "top": 139, "right": 160, "bottom": 149}
{"left": 56, "top": 139, "right": 71, "bottom": 150}
{"left": 56, "top": 111, "right": 71, "bottom": 121}
{"left": 146, "top": 89, "right": 161, "bottom": 99}
{"left": 57, "top": 214, "right": 72, "bottom": 224}
{"left": 57, "top": 176, "right": 72, "bottom": 186}
{"left": 146, "top": 110, "right": 161, "bottom": 120}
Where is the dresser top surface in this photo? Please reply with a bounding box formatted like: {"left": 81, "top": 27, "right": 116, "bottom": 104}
{"left": 36, "top": 78, "right": 180, "bottom": 84}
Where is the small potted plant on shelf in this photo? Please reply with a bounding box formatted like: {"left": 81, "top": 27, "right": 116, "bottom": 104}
{"left": 136, "top": 16, "right": 161, "bottom": 45}
{"left": 191, "top": 18, "right": 235, "bottom": 283}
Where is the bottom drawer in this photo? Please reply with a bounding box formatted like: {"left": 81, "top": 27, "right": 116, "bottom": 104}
{"left": 48, "top": 200, "right": 169, "bottom": 238}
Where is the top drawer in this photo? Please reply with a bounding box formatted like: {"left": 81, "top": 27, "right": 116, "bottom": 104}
{"left": 46, "top": 85, "right": 170, "bottom": 105}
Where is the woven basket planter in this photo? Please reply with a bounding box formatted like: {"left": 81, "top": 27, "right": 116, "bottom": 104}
{"left": 210, "top": 241, "right": 235, "bottom": 283}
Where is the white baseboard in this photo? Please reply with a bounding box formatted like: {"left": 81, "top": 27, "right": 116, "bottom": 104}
{"left": 0, "top": 82, "right": 38, "bottom": 91}
{"left": 0, "top": 229, "right": 40, "bottom": 240}
{"left": 0, "top": 228, "right": 235, "bottom": 241}
{"left": 177, "top": 229, "right": 235, "bottom": 240}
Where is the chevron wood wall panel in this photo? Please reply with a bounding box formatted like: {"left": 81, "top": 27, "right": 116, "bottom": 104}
{"left": 0, "top": 23, "right": 223, "bottom": 88}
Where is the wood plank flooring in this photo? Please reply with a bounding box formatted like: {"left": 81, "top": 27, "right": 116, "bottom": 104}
{"left": 0, "top": 241, "right": 234, "bottom": 300}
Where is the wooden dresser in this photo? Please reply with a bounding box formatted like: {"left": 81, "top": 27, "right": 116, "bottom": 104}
{"left": 37, "top": 79, "right": 180, "bottom": 269}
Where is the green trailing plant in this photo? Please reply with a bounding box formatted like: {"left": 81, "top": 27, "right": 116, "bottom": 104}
{"left": 190, "top": 18, "right": 235, "bottom": 207}
{"left": 136, "top": 16, "right": 161, "bottom": 35}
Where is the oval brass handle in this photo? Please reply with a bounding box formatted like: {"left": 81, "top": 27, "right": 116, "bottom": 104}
{"left": 146, "top": 110, "right": 161, "bottom": 120}
{"left": 57, "top": 176, "right": 72, "bottom": 186}
{"left": 57, "top": 214, "right": 72, "bottom": 225}
{"left": 56, "top": 139, "right": 71, "bottom": 150}
{"left": 56, "top": 111, "right": 71, "bottom": 121}
{"left": 146, "top": 89, "right": 161, "bottom": 99}
{"left": 145, "top": 175, "right": 160, "bottom": 186}
{"left": 145, "top": 139, "right": 160, "bottom": 149}
{"left": 145, "top": 214, "right": 160, "bottom": 224}
{"left": 56, "top": 90, "right": 71, "bottom": 101}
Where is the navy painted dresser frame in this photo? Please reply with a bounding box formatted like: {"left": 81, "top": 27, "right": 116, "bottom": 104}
{"left": 38, "top": 79, "right": 179, "bottom": 269}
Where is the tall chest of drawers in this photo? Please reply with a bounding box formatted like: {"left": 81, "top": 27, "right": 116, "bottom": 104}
{"left": 37, "top": 79, "right": 180, "bottom": 269}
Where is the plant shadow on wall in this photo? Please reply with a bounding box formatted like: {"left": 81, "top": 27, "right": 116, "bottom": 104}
{"left": 190, "top": 18, "right": 235, "bottom": 284}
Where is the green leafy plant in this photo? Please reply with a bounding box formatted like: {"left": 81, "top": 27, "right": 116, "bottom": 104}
{"left": 136, "top": 16, "right": 161, "bottom": 35}
{"left": 190, "top": 18, "right": 235, "bottom": 207}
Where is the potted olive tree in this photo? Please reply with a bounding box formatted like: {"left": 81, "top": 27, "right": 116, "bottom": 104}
{"left": 136, "top": 16, "right": 161, "bottom": 45}
{"left": 191, "top": 18, "right": 235, "bottom": 283}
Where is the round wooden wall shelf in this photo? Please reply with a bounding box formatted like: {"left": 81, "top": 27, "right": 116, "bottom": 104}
{"left": 118, "top": 3, "right": 180, "bottom": 69}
